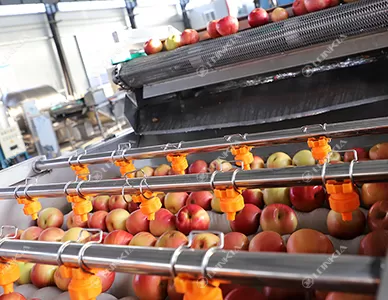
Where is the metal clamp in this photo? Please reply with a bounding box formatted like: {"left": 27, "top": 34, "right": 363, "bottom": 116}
{"left": 75, "top": 181, "right": 86, "bottom": 198}
{"left": 199, "top": 231, "right": 224, "bottom": 279}
{"left": 56, "top": 240, "right": 72, "bottom": 266}
{"left": 63, "top": 181, "right": 73, "bottom": 196}
{"left": 224, "top": 133, "right": 247, "bottom": 143}
{"left": 32, "top": 156, "right": 47, "bottom": 174}
{"left": 121, "top": 177, "right": 134, "bottom": 202}
{"left": 301, "top": 123, "right": 327, "bottom": 133}
{"left": 230, "top": 169, "right": 240, "bottom": 191}
{"left": 20, "top": 177, "right": 39, "bottom": 200}
{"left": 0, "top": 225, "right": 18, "bottom": 248}
{"left": 78, "top": 229, "right": 103, "bottom": 273}
{"left": 209, "top": 171, "right": 218, "bottom": 190}
{"left": 111, "top": 142, "right": 132, "bottom": 162}
{"left": 162, "top": 142, "right": 182, "bottom": 151}
{"left": 139, "top": 178, "right": 152, "bottom": 200}
{"left": 13, "top": 185, "right": 23, "bottom": 200}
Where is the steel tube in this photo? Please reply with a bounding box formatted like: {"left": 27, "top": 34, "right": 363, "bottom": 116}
{"left": 34, "top": 116, "right": 388, "bottom": 171}
{"left": 0, "top": 240, "right": 382, "bottom": 293}
{"left": 2, "top": 160, "right": 388, "bottom": 200}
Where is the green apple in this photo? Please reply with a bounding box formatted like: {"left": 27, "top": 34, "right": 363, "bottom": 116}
{"left": 263, "top": 187, "right": 291, "bottom": 206}
{"left": 17, "top": 262, "right": 34, "bottom": 284}
{"left": 164, "top": 34, "right": 181, "bottom": 51}
{"left": 292, "top": 150, "right": 315, "bottom": 166}
{"left": 267, "top": 152, "right": 292, "bottom": 168}
{"left": 211, "top": 195, "right": 223, "bottom": 213}
{"left": 330, "top": 151, "right": 342, "bottom": 162}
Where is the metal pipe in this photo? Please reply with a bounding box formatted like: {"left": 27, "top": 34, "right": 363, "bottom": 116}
{"left": 34, "top": 116, "right": 388, "bottom": 171}
{"left": 3, "top": 159, "right": 388, "bottom": 200}
{"left": 0, "top": 240, "right": 382, "bottom": 293}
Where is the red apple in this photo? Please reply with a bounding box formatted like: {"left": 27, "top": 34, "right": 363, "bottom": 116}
{"left": 176, "top": 204, "right": 210, "bottom": 235}
{"left": 167, "top": 279, "right": 183, "bottom": 300}
{"left": 242, "top": 189, "right": 264, "bottom": 208}
{"left": 361, "top": 183, "right": 388, "bottom": 208}
{"left": 260, "top": 204, "right": 298, "bottom": 235}
{"left": 87, "top": 211, "right": 108, "bottom": 231}
{"left": 224, "top": 287, "right": 266, "bottom": 300}
{"left": 144, "top": 39, "right": 163, "bottom": 55}
{"left": 96, "top": 269, "right": 115, "bottom": 292}
{"left": 344, "top": 148, "right": 369, "bottom": 162}
{"left": 207, "top": 20, "right": 221, "bottom": 38}
{"left": 304, "top": 0, "right": 331, "bottom": 12}
{"left": 30, "top": 264, "right": 57, "bottom": 288}
{"left": 37, "top": 207, "right": 64, "bottom": 229}
{"left": 136, "top": 166, "right": 154, "bottom": 177}
{"left": 54, "top": 266, "right": 71, "bottom": 291}
{"left": 289, "top": 186, "right": 326, "bottom": 212}
{"left": 154, "top": 164, "right": 171, "bottom": 176}
{"left": 149, "top": 208, "right": 176, "bottom": 236}
{"left": 271, "top": 7, "right": 289, "bottom": 22}
{"left": 287, "top": 229, "right": 334, "bottom": 254}
{"left": 230, "top": 204, "right": 261, "bottom": 235}
{"left": 38, "top": 227, "right": 65, "bottom": 242}
{"left": 6, "top": 229, "right": 23, "bottom": 240}
{"left": 104, "top": 230, "right": 133, "bottom": 245}
{"left": 129, "top": 232, "right": 157, "bottom": 246}
{"left": 216, "top": 16, "right": 239, "bottom": 36}
{"left": 132, "top": 275, "right": 168, "bottom": 300}
{"left": 20, "top": 226, "right": 43, "bottom": 241}
{"left": 155, "top": 230, "right": 188, "bottom": 248}
{"left": 188, "top": 160, "right": 208, "bottom": 174}
{"left": 180, "top": 29, "right": 200, "bottom": 46}
{"left": 248, "top": 8, "right": 269, "bottom": 27}
{"left": 66, "top": 211, "right": 90, "bottom": 229}
{"left": 106, "top": 208, "right": 130, "bottom": 232}
{"left": 125, "top": 209, "right": 150, "bottom": 235}
{"left": 186, "top": 191, "right": 213, "bottom": 210}
{"left": 249, "top": 231, "right": 286, "bottom": 252}
{"left": 220, "top": 284, "right": 243, "bottom": 298}
{"left": 369, "top": 142, "right": 388, "bottom": 160}
{"left": 359, "top": 230, "right": 388, "bottom": 257}
{"left": 209, "top": 159, "right": 233, "bottom": 172}
{"left": 327, "top": 208, "right": 366, "bottom": 239}
{"left": 223, "top": 232, "right": 249, "bottom": 251}
{"left": 128, "top": 199, "right": 140, "bottom": 213}
{"left": 0, "top": 293, "right": 26, "bottom": 300}
{"left": 92, "top": 195, "right": 110, "bottom": 212}
{"left": 292, "top": 0, "right": 308, "bottom": 15}
{"left": 191, "top": 233, "right": 220, "bottom": 250}
{"left": 263, "top": 286, "right": 305, "bottom": 300}
{"left": 108, "top": 195, "right": 129, "bottom": 211}
{"left": 325, "top": 292, "right": 375, "bottom": 300}
{"left": 251, "top": 156, "right": 265, "bottom": 169}
{"left": 368, "top": 200, "right": 388, "bottom": 231}
{"left": 165, "top": 192, "right": 189, "bottom": 214}
{"left": 61, "top": 227, "right": 90, "bottom": 242}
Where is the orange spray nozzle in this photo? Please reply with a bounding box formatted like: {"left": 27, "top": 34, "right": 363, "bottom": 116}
{"left": 16, "top": 196, "right": 42, "bottom": 220}
{"left": 307, "top": 137, "right": 332, "bottom": 164}
{"left": 167, "top": 154, "right": 188, "bottom": 175}
{"left": 71, "top": 164, "right": 90, "bottom": 181}
{"left": 0, "top": 260, "right": 20, "bottom": 294}
{"left": 214, "top": 187, "right": 245, "bottom": 221}
{"left": 132, "top": 191, "right": 162, "bottom": 220}
{"left": 230, "top": 145, "right": 254, "bottom": 170}
{"left": 67, "top": 195, "right": 93, "bottom": 222}
{"left": 174, "top": 276, "right": 224, "bottom": 300}
{"left": 114, "top": 159, "right": 136, "bottom": 178}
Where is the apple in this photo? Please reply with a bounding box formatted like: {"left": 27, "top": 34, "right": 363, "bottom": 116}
{"left": 30, "top": 264, "right": 57, "bottom": 288}
{"left": 329, "top": 0, "right": 340, "bottom": 6}
{"left": 20, "top": 226, "right": 43, "bottom": 241}
{"left": 149, "top": 208, "right": 176, "bottom": 237}
{"left": 304, "top": 0, "right": 331, "bottom": 12}
{"left": 37, "top": 207, "right": 64, "bottom": 229}
{"left": 92, "top": 195, "right": 110, "bottom": 211}
{"left": 242, "top": 189, "right": 264, "bottom": 208}
{"left": 136, "top": 166, "right": 154, "bottom": 178}
{"left": 6, "top": 229, "right": 23, "bottom": 240}
{"left": 164, "top": 192, "right": 189, "bottom": 214}
{"left": 132, "top": 275, "right": 168, "bottom": 300}
{"left": 368, "top": 200, "right": 388, "bottom": 231}
{"left": 180, "top": 29, "right": 200, "bottom": 46}
{"left": 106, "top": 208, "right": 130, "bottom": 232}
{"left": 223, "top": 232, "right": 249, "bottom": 251}
{"left": 263, "top": 286, "right": 305, "bottom": 300}
{"left": 96, "top": 269, "right": 115, "bottom": 292}
{"left": 129, "top": 232, "right": 157, "bottom": 246}
{"left": 176, "top": 204, "right": 210, "bottom": 235}
{"left": 249, "top": 231, "right": 286, "bottom": 252}
{"left": 109, "top": 195, "right": 129, "bottom": 211}
{"left": 186, "top": 191, "right": 213, "bottom": 210}
{"left": 16, "top": 262, "right": 34, "bottom": 285}
{"left": 289, "top": 186, "right": 325, "bottom": 212}
{"left": 325, "top": 292, "right": 375, "bottom": 300}
{"left": 287, "top": 229, "right": 334, "bottom": 254}
{"left": 125, "top": 209, "right": 150, "bottom": 235}
{"left": 248, "top": 8, "right": 269, "bottom": 27}
{"left": 216, "top": 16, "right": 239, "bottom": 36}
{"left": 327, "top": 208, "right": 366, "bottom": 239}
{"left": 230, "top": 204, "right": 261, "bottom": 235}
{"left": 104, "top": 230, "right": 133, "bottom": 245}
{"left": 292, "top": 0, "right": 308, "bottom": 15}
{"left": 61, "top": 227, "right": 90, "bottom": 242}
{"left": 191, "top": 233, "right": 220, "bottom": 250}
{"left": 155, "top": 230, "right": 188, "bottom": 248}
{"left": 266, "top": 152, "right": 292, "bottom": 168}
{"left": 164, "top": 35, "right": 181, "bottom": 51}
{"left": 0, "top": 293, "right": 26, "bottom": 300}
{"left": 167, "top": 279, "right": 183, "bottom": 300}
{"left": 188, "top": 160, "right": 208, "bottom": 174}
{"left": 369, "top": 142, "right": 388, "bottom": 160}
{"left": 38, "top": 227, "right": 65, "bottom": 242}
{"left": 87, "top": 211, "right": 108, "bottom": 231}
{"left": 211, "top": 195, "right": 223, "bottom": 213}
{"left": 329, "top": 151, "right": 342, "bottom": 162}
{"left": 260, "top": 204, "right": 298, "bottom": 235}
{"left": 54, "top": 266, "right": 71, "bottom": 291}
{"left": 271, "top": 7, "right": 289, "bottom": 22}
{"left": 250, "top": 156, "right": 265, "bottom": 169}
{"left": 361, "top": 183, "right": 388, "bottom": 208}
{"left": 154, "top": 164, "right": 171, "bottom": 176}
{"left": 209, "top": 158, "right": 233, "bottom": 172}
{"left": 207, "top": 20, "right": 221, "bottom": 38}
{"left": 292, "top": 150, "right": 315, "bottom": 166}
{"left": 66, "top": 211, "right": 90, "bottom": 229}
{"left": 224, "top": 287, "right": 265, "bottom": 300}
{"left": 128, "top": 199, "right": 140, "bottom": 213}
{"left": 85, "top": 232, "right": 108, "bottom": 244}
{"left": 359, "top": 230, "right": 388, "bottom": 257}
{"left": 344, "top": 148, "right": 369, "bottom": 162}
{"left": 263, "top": 187, "right": 291, "bottom": 206}
{"left": 144, "top": 38, "right": 163, "bottom": 55}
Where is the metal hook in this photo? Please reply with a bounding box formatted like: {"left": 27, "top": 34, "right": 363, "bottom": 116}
{"left": 209, "top": 171, "right": 218, "bottom": 190}
{"left": 32, "top": 156, "right": 46, "bottom": 174}
{"left": 162, "top": 142, "right": 182, "bottom": 151}
{"left": 77, "top": 228, "right": 103, "bottom": 273}
{"left": 75, "top": 174, "right": 91, "bottom": 181}
{"left": 67, "top": 155, "right": 74, "bottom": 166}
{"left": 122, "top": 169, "right": 140, "bottom": 178}
{"left": 224, "top": 133, "right": 247, "bottom": 143}
{"left": 169, "top": 243, "right": 190, "bottom": 278}
{"left": 301, "top": 123, "right": 327, "bottom": 133}
{"left": 13, "top": 185, "right": 22, "bottom": 200}
{"left": 56, "top": 240, "right": 72, "bottom": 266}
{"left": 63, "top": 181, "right": 73, "bottom": 196}
{"left": 199, "top": 231, "right": 224, "bottom": 279}
{"left": 139, "top": 178, "right": 152, "bottom": 200}
{"left": 0, "top": 225, "right": 17, "bottom": 240}
{"left": 231, "top": 169, "right": 240, "bottom": 191}
{"left": 75, "top": 181, "right": 85, "bottom": 198}
{"left": 121, "top": 178, "right": 133, "bottom": 202}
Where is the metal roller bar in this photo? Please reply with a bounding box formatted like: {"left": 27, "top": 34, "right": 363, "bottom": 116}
{"left": 34, "top": 116, "right": 388, "bottom": 171}
{"left": 3, "top": 159, "right": 388, "bottom": 200}
{"left": 0, "top": 240, "right": 382, "bottom": 293}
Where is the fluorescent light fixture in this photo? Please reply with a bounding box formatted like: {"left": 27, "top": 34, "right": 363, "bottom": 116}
{"left": 57, "top": 0, "right": 125, "bottom": 12}
{"left": 0, "top": 3, "right": 45, "bottom": 16}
